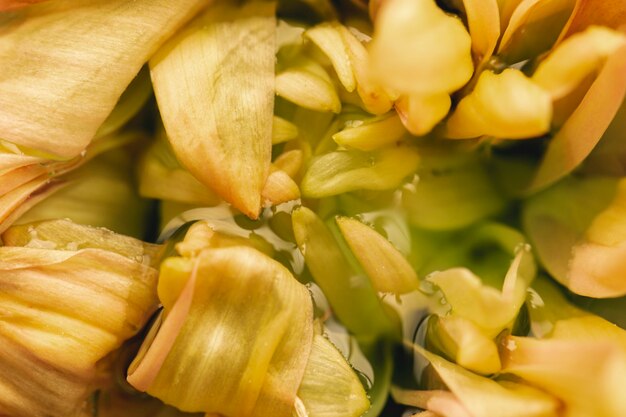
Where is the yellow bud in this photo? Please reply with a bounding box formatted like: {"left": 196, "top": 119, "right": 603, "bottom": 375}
{"left": 369, "top": 0, "right": 474, "bottom": 95}
{"left": 446, "top": 69, "right": 552, "bottom": 139}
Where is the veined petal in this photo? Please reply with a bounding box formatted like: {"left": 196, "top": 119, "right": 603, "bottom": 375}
{"left": 276, "top": 56, "right": 342, "bottom": 113}
{"left": 15, "top": 149, "right": 152, "bottom": 239}
{"left": 0, "top": 0, "right": 205, "bottom": 158}
{"left": 0, "top": 221, "right": 159, "bottom": 417}
{"left": 446, "top": 69, "right": 552, "bottom": 139}
{"left": 138, "top": 130, "right": 220, "bottom": 206}
{"left": 128, "top": 247, "right": 313, "bottom": 417}
{"left": 151, "top": 1, "right": 276, "bottom": 219}
{"left": 300, "top": 146, "right": 420, "bottom": 198}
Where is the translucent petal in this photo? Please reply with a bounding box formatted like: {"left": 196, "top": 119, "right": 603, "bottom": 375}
{"left": 559, "top": 0, "right": 626, "bottom": 40}
{"left": 272, "top": 116, "right": 300, "bottom": 145}
{"left": 427, "top": 315, "right": 501, "bottom": 375}
{"left": 261, "top": 169, "right": 301, "bottom": 206}
{"left": 128, "top": 247, "right": 313, "bottom": 417}
{"left": 523, "top": 175, "right": 626, "bottom": 297}
{"left": 498, "top": 0, "right": 576, "bottom": 63}
{"left": 305, "top": 22, "right": 357, "bottom": 92}
{"left": 151, "top": 1, "right": 276, "bottom": 218}
{"left": 16, "top": 149, "right": 152, "bottom": 239}
{"left": 95, "top": 68, "right": 153, "bottom": 138}
{"left": 501, "top": 336, "right": 626, "bottom": 417}
{"left": 296, "top": 334, "right": 370, "bottom": 417}
{"left": 339, "top": 26, "right": 393, "bottom": 115}
{"left": 462, "top": 0, "right": 501, "bottom": 62}
{"left": 138, "top": 130, "right": 220, "bottom": 206}
{"left": 402, "top": 149, "right": 506, "bottom": 230}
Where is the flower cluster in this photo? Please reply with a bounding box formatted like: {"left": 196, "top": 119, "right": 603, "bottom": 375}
{"left": 0, "top": 0, "right": 625, "bottom": 417}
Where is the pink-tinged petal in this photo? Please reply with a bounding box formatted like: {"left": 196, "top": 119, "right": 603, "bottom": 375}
{"left": 528, "top": 44, "right": 626, "bottom": 192}
{"left": 558, "top": 0, "right": 626, "bottom": 42}
{"left": 127, "top": 260, "right": 198, "bottom": 392}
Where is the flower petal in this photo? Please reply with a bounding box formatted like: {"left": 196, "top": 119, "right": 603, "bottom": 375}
{"left": 0, "top": 0, "right": 205, "bottom": 158}
{"left": 151, "top": 1, "right": 276, "bottom": 218}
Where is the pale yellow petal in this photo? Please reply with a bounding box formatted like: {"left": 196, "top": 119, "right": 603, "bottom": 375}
{"left": 305, "top": 22, "right": 356, "bottom": 92}
{"left": 0, "top": 228, "right": 158, "bottom": 417}
{"left": 276, "top": 56, "right": 342, "bottom": 113}
{"left": 446, "top": 69, "right": 552, "bottom": 139}
{"left": 369, "top": 0, "right": 473, "bottom": 95}
{"left": 151, "top": 2, "right": 275, "bottom": 218}
{"left": 336, "top": 216, "right": 418, "bottom": 294}
{"left": 128, "top": 247, "right": 313, "bottom": 417}
{"left": 396, "top": 93, "right": 452, "bottom": 136}
{"left": 0, "top": 0, "right": 205, "bottom": 158}
{"left": 412, "top": 346, "right": 560, "bottom": 417}
{"left": 301, "top": 146, "right": 420, "bottom": 198}
{"left": 261, "top": 169, "right": 301, "bottom": 206}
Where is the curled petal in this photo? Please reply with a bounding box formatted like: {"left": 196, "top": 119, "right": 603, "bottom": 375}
{"left": 528, "top": 43, "right": 626, "bottom": 191}
{"left": 532, "top": 26, "right": 626, "bottom": 100}
{"left": 0, "top": 0, "right": 205, "bottom": 158}
{"left": 446, "top": 69, "right": 552, "bottom": 139}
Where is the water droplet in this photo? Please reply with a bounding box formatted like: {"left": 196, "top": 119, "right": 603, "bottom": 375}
{"left": 419, "top": 278, "right": 437, "bottom": 295}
